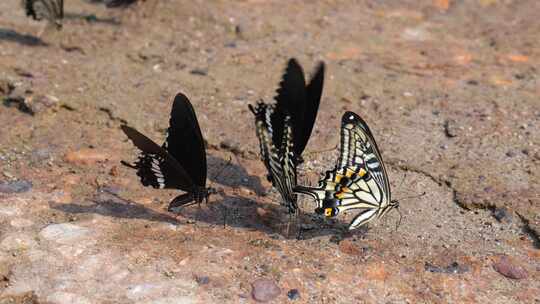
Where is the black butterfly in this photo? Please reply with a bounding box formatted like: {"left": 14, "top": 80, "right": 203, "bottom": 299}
{"left": 249, "top": 58, "right": 325, "bottom": 214}
{"left": 22, "top": 0, "right": 64, "bottom": 29}
{"left": 121, "top": 93, "right": 216, "bottom": 211}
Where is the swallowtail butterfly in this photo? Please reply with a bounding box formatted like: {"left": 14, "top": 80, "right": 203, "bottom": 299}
{"left": 22, "top": 0, "right": 64, "bottom": 29}
{"left": 295, "top": 111, "right": 399, "bottom": 230}
{"left": 249, "top": 58, "right": 325, "bottom": 214}
{"left": 121, "top": 93, "right": 216, "bottom": 211}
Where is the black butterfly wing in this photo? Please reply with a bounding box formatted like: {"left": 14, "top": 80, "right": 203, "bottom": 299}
{"left": 121, "top": 125, "right": 194, "bottom": 190}
{"left": 163, "top": 93, "right": 207, "bottom": 187}
{"left": 271, "top": 58, "right": 307, "bottom": 154}
{"left": 296, "top": 61, "right": 325, "bottom": 156}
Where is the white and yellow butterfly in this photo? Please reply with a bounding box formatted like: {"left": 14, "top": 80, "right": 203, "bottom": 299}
{"left": 295, "top": 111, "right": 398, "bottom": 230}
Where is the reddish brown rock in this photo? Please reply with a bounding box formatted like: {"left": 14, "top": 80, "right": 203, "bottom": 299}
{"left": 65, "top": 149, "right": 108, "bottom": 165}
{"left": 252, "top": 278, "right": 280, "bottom": 302}
{"left": 492, "top": 255, "right": 528, "bottom": 280}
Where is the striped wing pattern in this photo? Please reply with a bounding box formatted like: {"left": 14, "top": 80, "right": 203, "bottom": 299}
{"left": 120, "top": 125, "right": 194, "bottom": 191}
{"left": 295, "top": 112, "right": 395, "bottom": 230}
{"left": 250, "top": 103, "right": 298, "bottom": 214}
{"left": 23, "top": 0, "right": 64, "bottom": 29}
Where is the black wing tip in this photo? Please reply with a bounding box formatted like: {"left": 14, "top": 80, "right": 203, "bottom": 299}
{"left": 287, "top": 57, "right": 302, "bottom": 68}
{"left": 342, "top": 111, "right": 366, "bottom": 124}
{"left": 314, "top": 61, "right": 326, "bottom": 75}
{"left": 173, "top": 91, "right": 190, "bottom": 101}
{"left": 172, "top": 92, "right": 192, "bottom": 108}
{"left": 284, "top": 58, "right": 305, "bottom": 79}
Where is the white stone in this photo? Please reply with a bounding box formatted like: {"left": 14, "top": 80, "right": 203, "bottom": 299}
{"left": 126, "top": 283, "right": 160, "bottom": 300}
{"left": 57, "top": 244, "right": 87, "bottom": 258}
{"left": 0, "top": 233, "right": 36, "bottom": 250}
{"left": 401, "top": 26, "right": 431, "bottom": 41}
{"left": 0, "top": 206, "right": 21, "bottom": 216}
{"left": 39, "top": 223, "right": 91, "bottom": 244}
{"left": 46, "top": 292, "right": 92, "bottom": 304}
{"left": 144, "top": 296, "right": 196, "bottom": 304}
{"left": 26, "top": 249, "right": 48, "bottom": 262}
{"left": 10, "top": 218, "right": 34, "bottom": 228}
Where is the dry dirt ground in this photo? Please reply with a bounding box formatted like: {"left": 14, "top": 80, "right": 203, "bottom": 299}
{"left": 0, "top": 0, "right": 539, "bottom": 303}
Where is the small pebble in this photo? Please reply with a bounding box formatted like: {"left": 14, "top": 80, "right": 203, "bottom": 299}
{"left": 424, "top": 261, "right": 469, "bottom": 274}
{"left": 493, "top": 255, "right": 528, "bottom": 280}
{"left": 195, "top": 275, "right": 210, "bottom": 285}
{"left": 287, "top": 289, "right": 300, "bottom": 300}
{"left": 190, "top": 68, "right": 208, "bottom": 76}
{"left": 252, "top": 278, "right": 280, "bottom": 302}
{"left": 443, "top": 120, "right": 458, "bottom": 138}
{"left": 0, "top": 180, "right": 32, "bottom": 193}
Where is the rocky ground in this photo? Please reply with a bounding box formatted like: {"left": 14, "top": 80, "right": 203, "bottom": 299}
{"left": 0, "top": 0, "right": 538, "bottom": 303}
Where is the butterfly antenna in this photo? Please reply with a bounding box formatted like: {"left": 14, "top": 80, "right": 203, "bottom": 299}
{"left": 394, "top": 205, "right": 402, "bottom": 232}
{"left": 394, "top": 192, "right": 426, "bottom": 202}
{"left": 395, "top": 171, "right": 407, "bottom": 192}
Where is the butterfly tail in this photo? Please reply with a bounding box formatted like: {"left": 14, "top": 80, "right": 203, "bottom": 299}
{"left": 294, "top": 185, "right": 322, "bottom": 205}
{"left": 168, "top": 193, "right": 195, "bottom": 212}
{"left": 120, "top": 160, "right": 137, "bottom": 169}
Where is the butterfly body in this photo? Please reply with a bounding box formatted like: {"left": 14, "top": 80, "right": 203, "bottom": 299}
{"left": 250, "top": 59, "right": 324, "bottom": 214}
{"left": 121, "top": 93, "right": 215, "bottom": 211}
{"left": 295, "top": 112, "right": 398, "bottom": 230}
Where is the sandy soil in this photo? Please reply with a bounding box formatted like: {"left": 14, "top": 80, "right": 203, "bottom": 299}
{"left": 0, "top": 0, "right": 538, "bottom": 303}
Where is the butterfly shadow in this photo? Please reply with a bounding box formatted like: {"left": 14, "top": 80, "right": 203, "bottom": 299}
{"left": 64, "top": 13, "right": 121, "bottom": 26}
{"left": 49, "top": 189, "right": 180, "bottom": 224}
{"left": 206, "top": 155, "right": 266, "bottom": 197}
{"left": 0, "top": 28, "right": 48, "bottom": 46}
{"left": 180, "top": 190, "right": 355, "bottom": 240}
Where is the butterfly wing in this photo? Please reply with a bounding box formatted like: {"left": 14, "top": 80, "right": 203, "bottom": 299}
{"left": 271, "top": 58, "right": 307, "bottom": 156}
{"left": 24, "top": 0, "right": 63, "bottom": 28}
{"left": 249, "top": 102, "right": 275, "bottom": 181}
{"left": 296, "top": 61, "right": 325, "bottom": 157}
{"left": 275, "top": 115, "right": 298, "bottom": 212}
{"left": 341, "top": 112, "right": 391, "bottom": 203}
{"left": 250, "top": 103, "right": 298, "bottom": 213}
{"left": 164, "top": 93, "right": 207, "bottom": 188}
{"left": 121, "top": 125, "right": 194, "bottom": 190}
{"left": 295, "top": 111, "right": 392, "bottom": 230}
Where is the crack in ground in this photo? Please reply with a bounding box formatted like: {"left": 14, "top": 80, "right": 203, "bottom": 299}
{"left": 385, "top": 159, "right": 471, "bottom": 210}
{"left": 387, "top": 160, "right": 540, "bottom": 249}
